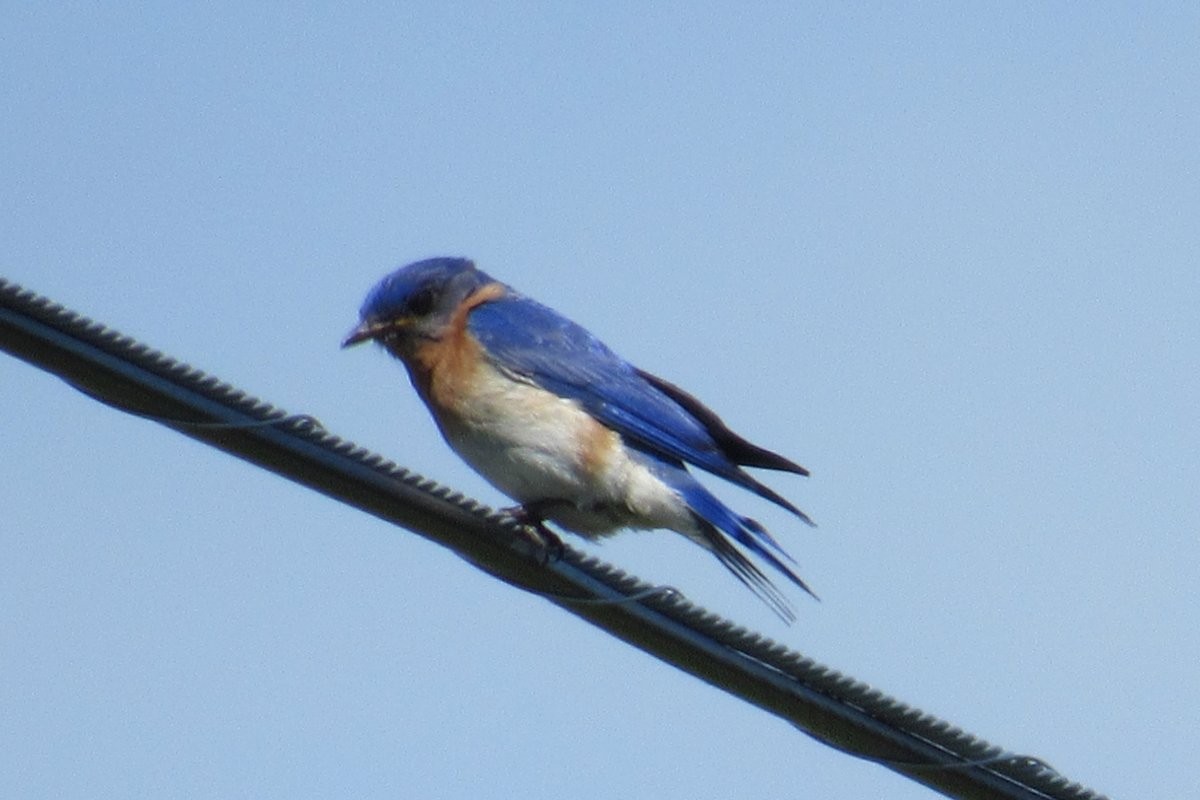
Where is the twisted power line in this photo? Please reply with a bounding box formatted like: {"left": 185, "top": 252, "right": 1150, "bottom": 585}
{"left": 0, "top": 276, "right": 1108, "bottom": 800}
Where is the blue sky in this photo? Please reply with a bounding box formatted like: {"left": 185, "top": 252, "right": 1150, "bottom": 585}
{"left": 3, "top": 4, "right": 1197, "bottom": 798}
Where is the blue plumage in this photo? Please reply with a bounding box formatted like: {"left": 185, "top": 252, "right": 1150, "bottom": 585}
{"left": 469, "top": 295, "right": 814, "bottom": 523}
{"left": 345, "top": 257, "right": 815, "bottom": 619}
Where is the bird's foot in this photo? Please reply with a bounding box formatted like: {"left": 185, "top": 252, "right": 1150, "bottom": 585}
{"left": 502, "top": 501, "right": 568, "bottom": 564}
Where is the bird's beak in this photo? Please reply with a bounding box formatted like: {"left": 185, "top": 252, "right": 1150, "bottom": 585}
{"left": 340, "top": 321, "right": 372, "bottom": 347}
{"left": 341, "top": 317, "right": 414, "bottom": 348}
{"left": 341, "top": 320, "right": 385, "bottom": 348}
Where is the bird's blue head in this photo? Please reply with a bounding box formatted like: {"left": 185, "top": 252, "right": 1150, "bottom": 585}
{"left": 342, "top": 257, "right": 497, "bottom": 350}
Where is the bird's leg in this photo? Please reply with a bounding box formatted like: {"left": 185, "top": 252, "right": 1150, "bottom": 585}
{"left": 502, "top": 499, "right": 571, "bottom": 563}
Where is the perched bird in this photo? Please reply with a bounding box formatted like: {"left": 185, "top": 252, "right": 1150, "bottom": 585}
{"left": 343, "top": 257, "right": 814, "bottom": 619}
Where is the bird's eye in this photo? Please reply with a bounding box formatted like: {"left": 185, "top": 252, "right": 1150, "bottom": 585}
{"left": 407, "top": 287, "right": 436, "bottom": 316}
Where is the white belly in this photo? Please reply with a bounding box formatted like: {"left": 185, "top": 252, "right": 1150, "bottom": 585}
{"left": 433, "top": 367, "right": 694, "bottom": 538}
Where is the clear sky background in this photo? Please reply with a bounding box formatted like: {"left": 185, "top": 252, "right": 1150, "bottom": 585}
{"left": 3, "top": 5, "right": 1197, "bottom": 799}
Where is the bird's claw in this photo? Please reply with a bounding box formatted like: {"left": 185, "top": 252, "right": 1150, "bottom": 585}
{"left": 502, "top": 503, "right": 566, "bottom": 565}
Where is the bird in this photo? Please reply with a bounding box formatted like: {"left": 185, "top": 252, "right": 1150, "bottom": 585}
{"left": 343, "top": 257, "right": 814, "bottom": 620}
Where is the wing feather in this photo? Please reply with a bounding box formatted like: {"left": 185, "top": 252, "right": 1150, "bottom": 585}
{"left": 468, "top": 294, "right": 810, "bottom": 521}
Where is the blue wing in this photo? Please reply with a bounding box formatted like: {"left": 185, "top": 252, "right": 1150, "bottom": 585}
{"left": 467, "top": 291, "right": 812, "bottom": 524}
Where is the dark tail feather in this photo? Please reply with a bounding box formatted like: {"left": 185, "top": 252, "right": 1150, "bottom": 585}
{"left": 637, "top": 368, "right": 814, "bottom": 524}
{"left": 739, "top": 516, "right": 819, "bottom": 600}
{"left": 680, "top": 483, "right": 818, "bottom": 621}
{"left": 724, "top": 438, "right": 809, "bottom": 476}
{"left": 702, "top": 526, "right": 797, "bottom": 623}
{"left": 636, "top": 368, "right": 810, "bottom": 476}
{"left": 735, "top": 470, "right": 817, "bottom": 527}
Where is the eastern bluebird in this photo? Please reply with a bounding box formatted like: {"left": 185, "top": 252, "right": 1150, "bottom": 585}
{"left": 343, "top": 257, "right": 814, "bottom": 619}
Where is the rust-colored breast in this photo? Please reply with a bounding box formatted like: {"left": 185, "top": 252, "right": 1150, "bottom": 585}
{"left": 408, "top": 282, "right": 506, "bottom": 418}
